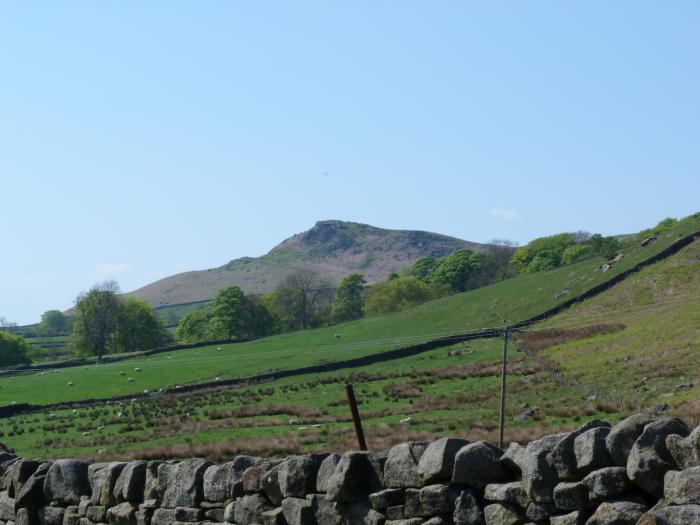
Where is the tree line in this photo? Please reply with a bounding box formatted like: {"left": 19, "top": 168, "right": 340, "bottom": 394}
{"left": 0, "top": 226, "right": 629, "bottom": 366}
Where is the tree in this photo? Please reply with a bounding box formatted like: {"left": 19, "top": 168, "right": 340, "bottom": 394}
{"left": 265, "top": 270, "right": 333, "bottom": 331}
{"left": 430, "top": 249, "right": 490, "bottom": 293}
{"left": 211, "top": 285, "right": 252, "bottom": 339}
{"left": 365, "top": 276, "right": 433, "bottom": 314}
{"left": 0, "top": 317, "right": 17, "bottom": 329}
{"left": 175, "top": 307, "right": 216, "bottom": 343}
{"left": 71, "top": 280, "right": 121, "bottom": 363}
{"left": 114, "top": 298, "right": 171, "bottom": 353}
{"left": 37, "top": 310, "right": 70, "bottom": 336}
{"left": 406, "top": 257, "right": 439, "bottom": 282}
{"left": 589, "top": 234, "right": 620, "bottom": 260}
{"left": 0, "top": 331, "right": 31, "bottom": 367}
{"left": 486, "top": 240, "right": 518, "bottom": 282}
{"left": 332, "top": 274, "right": 366, "bottom": 323}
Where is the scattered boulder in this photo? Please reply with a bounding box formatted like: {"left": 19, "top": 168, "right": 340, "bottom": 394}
{"left": 500, "top": 443, "right": 526, "bottom": 475}
{"left": 204, "top": 455, "right": 257, "bottom": 502}
{"left": 452, "top": 441, "right": 509, "bottom": 489}
{"left": 627, "top": 418, "right": 690, "bottom": 497}
{"left": 553, "top": 482, "right": 589, "bottom": 511}
{"left": 418, "top": 438, "right": 470, "bottom": 484}
{"left": 160, "top": 458, "right": 212, "bottom": 508}
{"left": 106, "top": 501, "right": 137, "bottom": 525}
{"left": 606, "top": 414, "right": 658, "bottom": 467}
{"left": 582, "top": 466, "right": 632, "bottom": 502}
{"left": 584, "top": 499, "right": 647, "bottom": 524}
{"left": 453, "top": 488, "right": 484, "bottom": 525}
{"left": 114, "top": 461, "right": 146, "bottom": 503}
{"left": 483, "top": 502, "right": 526, "bottom": 525}
{"left": 316, "top": 454, "right": 341, "bottom": 493}
{"left": 547, "top": 420, "right": 609, "bottom": 481}
{"left": 483, "top": 481, "right": 529, "bottom": 508}
{"left": 43, "top": 459, "right": 90, "bottom": 506}
{"left": 385, "top": 442, "right": 428, "bottom": 488}
{"left": 664, "top": 466, "right": 700, "bottom": 505}
{"left": 326, "top": 452, "right": 385, "bottom": 503}
{"left": 573, "top": 426, "right": 612, "bottom": 476}
{"left": 521, "top": 433, "right": 567, "bottom": 503}
{"left": 233, "top": 493, "right": 273, "bottom": 525}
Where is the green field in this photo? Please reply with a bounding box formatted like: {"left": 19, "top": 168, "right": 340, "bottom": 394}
{"left": 0, "top": 338, "right": 619, "bottom": 460}
{"left": 1, "top": 214, "right": 699, "bottom": 408}
{"left": 530, "top": 238, "right": 700, "bottom": 423}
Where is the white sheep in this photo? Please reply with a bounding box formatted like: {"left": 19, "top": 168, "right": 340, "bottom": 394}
{"left": 67, "top": 382, "right": 74, "bottom": 387}
{"left": 119, "top": 372, "right": 127, "bottom": 376}
{"left": 215, "top": 377, "right": 222, "bottom": 382}
{"left": 134, "top": 367, "right": 141, "bottom": 372}
{"left": 97, "top": 449, "right": 106, "bottom": 454}
{"left": 400, "top": 417, "right": 413, "bottom": 425}
{"left": 82, "top": 431, "right": 91, "bottom": 436}
{"left": 127, "top": 377, "right": 135, "bottom": 383}
{"left": 143, "top": 389, "right": 149, "bottom": 395}
{"left": 289, "top": 419, "right": 299, "bottom": 425}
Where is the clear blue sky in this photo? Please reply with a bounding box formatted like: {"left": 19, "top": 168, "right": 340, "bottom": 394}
{"left": 1, "top": 1, "right": 698, "bottom": 324}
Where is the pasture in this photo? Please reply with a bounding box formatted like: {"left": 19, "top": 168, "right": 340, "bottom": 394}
{"left": 0, "top": 338, "right": 619, "bottom": 460}
{"left": 2, "top": 215, "right": 698, "bottom": 408}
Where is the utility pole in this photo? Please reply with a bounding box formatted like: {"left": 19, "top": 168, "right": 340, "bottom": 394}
{"left": 498, "top": 320, "right": 509, "bottom": 448}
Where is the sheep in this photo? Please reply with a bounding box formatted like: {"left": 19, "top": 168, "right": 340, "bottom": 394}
{"left": 127, "top": 378, "right": 135, "bottom": 383}
{"left": 334, "top": 334, "right": 341, "bottom": 339}
{"left": 289, "top": 419, "right": 299, "bottom": 425}
{"left": 400, "top": 417, "right": 413, "bottom": 425}
{"left": 72, "top": 409, "right": 77, "bottom": 414}
{"left": 97, "top": 449, "right": 106, "bottom": 454}
{"left": 82, "top": 431, "right": 91, "bottom": 436}
{"left": 312, "top": 424, "right": 322, "bottom": 428}
{"left": 143, "top": 390, "right": 149, "bottom": 395}
{"left": 217, "top": 347, "right": 222, "bottom": 351}
{"left": 97, "top": 425, "right": 105, "bottom": 430}
{"left": 119, "top": 372, "right": 127, "bottom": 376}
{"left": 117, "top": 412, "right": 123, "bottom": 418}
{"left": 297, "top": 426, "right": 307, "bottom": 431}
{"left": 175, "top": 385, "right": 182, "bottom": 389}
{"left": 67, "top": 382, "right": 74, "bottom": 387}
{"left": 134, "top": 367, "right": 141, "bottom": 372}
{"left": 215, "top": 377, "right": 222, "bottom": 382}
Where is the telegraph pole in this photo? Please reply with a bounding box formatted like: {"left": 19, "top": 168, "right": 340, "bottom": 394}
{"left": 498, "top": 320, "right": 509, "bottom": 448}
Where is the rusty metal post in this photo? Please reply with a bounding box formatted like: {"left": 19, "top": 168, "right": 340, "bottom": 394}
{"left": 346, "top": 384, "right": 367, "bottom": 450}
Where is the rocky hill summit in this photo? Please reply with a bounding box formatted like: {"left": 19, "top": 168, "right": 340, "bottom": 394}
{"left": 127, "top": 221, "right": 485, "bottom": 308}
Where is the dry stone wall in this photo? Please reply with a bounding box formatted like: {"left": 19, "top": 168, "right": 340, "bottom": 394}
{"left": 0, "top": 414, "right": 699, "bottom": 525}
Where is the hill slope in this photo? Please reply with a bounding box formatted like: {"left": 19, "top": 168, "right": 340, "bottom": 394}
{"left": 527, "top": 236, "right": 700, "bottom": 421}
{"left": 127, "top": 220, "right": 485, "bottom": 307}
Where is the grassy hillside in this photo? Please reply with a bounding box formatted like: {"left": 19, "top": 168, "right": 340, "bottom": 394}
{"left": 0, "top": 338, "right": 616, "bottom": 460}
{"left": 126, "top": 220, "right": 483, "bottom": 308}
{"left": 525, "top": 237, "right": 700, "bottom": 423}
{"left": 1, "top": 213, "right": 698, "bottom": 408}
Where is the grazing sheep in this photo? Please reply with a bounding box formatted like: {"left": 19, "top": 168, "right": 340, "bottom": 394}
{"left": 312, "top": 424, "right": 322, "bottom": 428}
{"left": 97, "top": 425, "right": 105, "bottom": 430}
{"left": 215, "top": 377, "right": 222, "bottom": 381}
{"left": 217, "top": 347, "right": 222, "bottom": 351}
{"left": 334, "top": 334, "right": 341, "bottom": 339}
{"left": 67, "top": 382, "right": 74, "bottom": 387}
{"left": 298, "top": 426, "right": 307, "bottom": 431}
{"left": 117, "top": 412, "right": 123, "bottom": 417}
{"left": 289, "top": 419, "right": 299, "bottom": 425}
{"left": 127, "top": 377, "right": 135, "bottom": 383}
{"left": 72, "top": 409, "right": 77, "bottom": 414}
{"left": 119, "top": 371, "right": 126, "bottom": 376}
{"left": 175, "top": 385, "right": 182, "bottom": 389}
{"left": 143, "top": 389, "right": 149, "bottom": 394}
{"left": 82, "top": 431, "right": 91, "bottom": 436}
{"left": 97, "top": 449, "right": 106, "bottom": 454}
{"left": 134, "top": 367, "right": 141, "bottom": 372}
{"left": 400, "top": 417, "right": 413, "bottom": 424}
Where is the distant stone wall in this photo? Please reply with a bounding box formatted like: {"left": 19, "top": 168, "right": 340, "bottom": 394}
{"left": 0, "top": 414, "right": 699, "bottom": 525}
